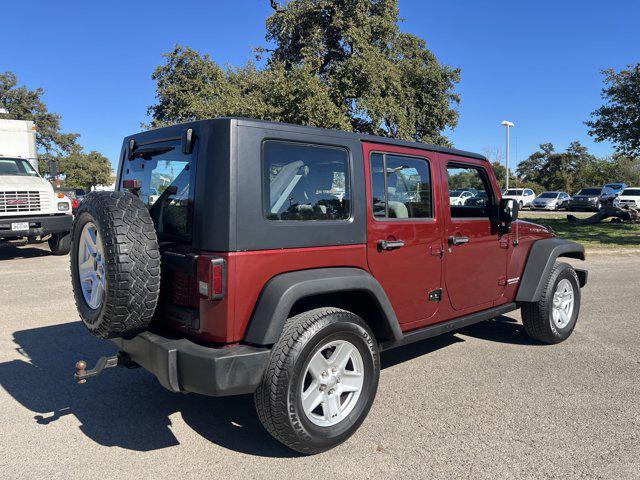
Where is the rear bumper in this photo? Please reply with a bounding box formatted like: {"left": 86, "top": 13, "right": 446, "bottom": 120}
{"left": 0, "top": 214, "right": 72, "bottom": 238}
{"left": 111, "top": 331, "right": 271, "bottom": 396}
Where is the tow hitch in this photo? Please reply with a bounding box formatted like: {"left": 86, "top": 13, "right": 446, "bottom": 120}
{"left": 74, "top": 352, "right": 136, "bottom": 384}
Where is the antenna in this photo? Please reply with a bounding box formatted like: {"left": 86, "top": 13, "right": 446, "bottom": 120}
{"left": 515, "top": 136, "right": 520, "bottom": 246}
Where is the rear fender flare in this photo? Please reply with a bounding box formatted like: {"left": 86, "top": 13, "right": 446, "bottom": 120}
{"left": 515, "top": 238, "right": 586, "bottom": 303}
{"left": 243, "top": 267, "right": 402, "bottom": 346}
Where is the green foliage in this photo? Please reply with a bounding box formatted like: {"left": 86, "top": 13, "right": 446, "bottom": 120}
{"left": 586, "top": 64, "right": 640, "bottom": 157}
{"left": 59, "top": 148, "right": 114, "bottom": 191}
{"left": 0, "top": 71, "right": 79, "bottom": 166}
{"left": 148, "top": 0, "right": 460, "bottom": 145}
{"left": 517, "top": 141, "right": 640, "bottom": 193}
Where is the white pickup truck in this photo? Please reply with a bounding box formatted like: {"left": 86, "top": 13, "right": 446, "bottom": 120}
{"left": 0, "top": 119, "right": 72, "bottom": 254}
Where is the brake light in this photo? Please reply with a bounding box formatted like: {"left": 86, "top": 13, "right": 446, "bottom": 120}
{"left": 122, "top": 179, "right": 141, "bottom": 190}
{"left": 198, "top": 257, "right": 226, "bottom": 301}
{"left": 72, "top": 198, "right": 79, "bottom": 209}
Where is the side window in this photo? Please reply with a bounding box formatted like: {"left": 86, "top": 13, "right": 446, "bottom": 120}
{"left": 447, "top": 164, "right": 495, "bottom": 218}
{"left": 263, "top": 141, "right": 350, "bottom": 221}
{"left": 370, "top": 153, "right": 432, "bottom": 219}
{"left": 525, "top": 189, "right": 533, "bottom": 196}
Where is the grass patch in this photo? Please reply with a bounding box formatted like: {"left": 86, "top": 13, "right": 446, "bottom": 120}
{"left": 518, "top": 212, "right": 640, "bottom": 249}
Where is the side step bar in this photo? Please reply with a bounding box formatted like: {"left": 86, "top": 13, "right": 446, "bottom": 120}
{"left": 380, "top": 302, "right": 518, "bottom": 351}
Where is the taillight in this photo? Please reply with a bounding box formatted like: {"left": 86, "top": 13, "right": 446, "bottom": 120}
{"left": 122, "top": 179, "right": 141, "bottom": 190}
{"left": 198, "top": 257, "right": 226, "bottom": 301}
{"left": 72, "top": 198, "right": 79, "bottom": 209}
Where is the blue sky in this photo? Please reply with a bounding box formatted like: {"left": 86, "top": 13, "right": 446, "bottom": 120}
{"left": 2, "top": 0, "right": 638, "bottom": 170}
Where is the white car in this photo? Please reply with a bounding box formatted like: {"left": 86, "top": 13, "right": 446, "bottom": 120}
{"left": 613, "top": 187, "right": 640, "bottom": 208}
{"left": 449, "top": 189, "right": 475, "bottom": 206}
{"left": 502, "top": 188, "right": 536, "bottom": 208}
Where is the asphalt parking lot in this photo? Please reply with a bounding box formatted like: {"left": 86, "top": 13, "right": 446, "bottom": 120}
{"left": 0, "top": 244, "right": 638, "bottom": 479}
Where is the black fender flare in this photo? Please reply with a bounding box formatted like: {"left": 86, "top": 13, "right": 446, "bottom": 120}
{"left": 243, "top": 267, "right": 403, "bottom": 346}
{"left": 515, "top": 238, "right": 586, "bottom": 303}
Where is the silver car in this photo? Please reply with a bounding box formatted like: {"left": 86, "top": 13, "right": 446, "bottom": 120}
{"left": 531, "top": 191, "right": 571, "bottom": 210}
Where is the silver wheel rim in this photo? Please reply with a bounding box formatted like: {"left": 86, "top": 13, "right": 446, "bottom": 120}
{"left": 78, "top": 222, "right": 106, "bottom": 310}
{"left": 551, "top": 278, "right": 574, "bottom": 329}
{"left": 300, "top": 339, "right": 365, "bottom": 427}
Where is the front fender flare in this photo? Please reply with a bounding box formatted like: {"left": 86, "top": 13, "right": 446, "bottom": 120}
{"left": 243, "top": 267, "right": 403, "bottom": 346}
{"left": 515, "top": 238, "right": 586, "bottom": 303}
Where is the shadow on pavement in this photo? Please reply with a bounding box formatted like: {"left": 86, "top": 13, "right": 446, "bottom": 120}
{"left": 0, "top": 317, "right": 524, "bottom": 456}
{"left": 458, "top": 315, "right": 538, "bottom": 345}
{"left": 0, "top": 243, "right": 51, "bottom": 260}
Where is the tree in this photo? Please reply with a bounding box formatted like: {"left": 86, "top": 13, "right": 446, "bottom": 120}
{"left": 518, "top": 142, "right": 597, "bottom": 193}
{"left": 148, "top": 0, "right": 461, "bottom": 145}
{"left": 586, "top": 64, "right": 640, "bottom": 157}
{"left": 0, "top": 71, "right": 79, "bottom": 169}
{"left": 59, "top": 148, "right": 114, "bottom": 191}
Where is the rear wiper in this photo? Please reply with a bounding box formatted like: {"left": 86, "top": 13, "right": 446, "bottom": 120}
{"left": 129, "top": 145, "right": 175, "bottom": 160}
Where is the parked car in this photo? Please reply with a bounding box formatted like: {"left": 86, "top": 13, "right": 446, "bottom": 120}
{"left": 55, "top": 188, "right": 86, "bottom": 214}
{"left": 502, "top": 188, "right": 536, "bottom": 209}
{"left": 569, "top": 187, "right": 603, "bottom": 211}
{"left": 600, "top": 183, "right": 628, "bottom": 204}
{"left": 613, "top": 187, "right": 640, "bottom": 208}
{"left": 531, "top": 191, "right": 571, "bottom": 210}
{"left": 70, "top": 118, "right": 587, "bottom": 454}
{"left": 465, "top": 190, "right": 488, "bottom": 207}
{"left": 449, "top": 189, "right": 475, "bottom": 205}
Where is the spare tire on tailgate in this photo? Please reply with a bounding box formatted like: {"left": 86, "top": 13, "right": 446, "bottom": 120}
{"left": 70, "top": 191, "right": 161, "bottom": 338}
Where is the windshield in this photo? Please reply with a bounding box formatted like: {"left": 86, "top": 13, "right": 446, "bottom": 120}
{"left": 505, "top": 189, "right": 523, "bottom": 195}
{"left": 121, "top": 140, "right": 194, "bottom": 241}
{"left": 621, "top": 189, "right": 640, "bottom": 196}
{"left": 605, "top": 184, "right": 625, "bottom": 190}
{"left": 0, "top": 158, "right": 39, "bottom": 177}
{"left": 539, "top": 192, "right": 558, "bottom": 199}
{"left": 577, "top": 188, "right": 600, "bottom": 196}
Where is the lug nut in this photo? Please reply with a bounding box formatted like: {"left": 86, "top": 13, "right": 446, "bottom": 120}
{"left": 329, "top": 389, "right": 335, "bottom": 395}
{"left": 332, "top": 367, "right": 337, "bottom": 373}
{"left": 319, "top": 385, "right": 326, "bottom": 391}
{"left": 337, "top": 377, "right": 341, "bottom": 383}
{"left": 321, "top": 371, "right": 328, "bottom": 377}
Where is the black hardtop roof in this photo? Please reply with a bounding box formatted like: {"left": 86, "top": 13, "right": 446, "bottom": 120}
{"left": 126, "top": 117, "right": 487, "bottom": 162}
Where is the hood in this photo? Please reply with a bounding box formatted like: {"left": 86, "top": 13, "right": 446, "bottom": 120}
{"left": 0, "top": 175, "right": 52, "bottom": 191}
{"left": 513, "top": 219, "right": 554, "bottom": 236}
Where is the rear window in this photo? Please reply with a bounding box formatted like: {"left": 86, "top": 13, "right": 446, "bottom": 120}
{"left": 606, "top": 184, "right": 625, "bottom": 190}
{"left": 621, "top": 189, "right": 640, "bottom": 196}
{"left": 121, "top": 140, "right": 194, "bottom": 241}
{"left": 263, "top": 141, "right": 350, "bottom": 221}
{"left": 505, "top": 189, "right": 523, "bottom": 195}
{"left": 577, "top": 188, "right": 601, "bottom": 195}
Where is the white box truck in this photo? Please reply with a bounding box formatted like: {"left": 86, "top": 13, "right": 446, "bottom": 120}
{"left": 0, "top": 119, "right": 73, "bottom": 254}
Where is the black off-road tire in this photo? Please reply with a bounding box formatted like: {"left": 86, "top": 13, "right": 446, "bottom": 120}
{"left": 521, "top": 262, "right": 581, "bottom": 344}
{"left": 255, "top": 308, "right": 380, "bottom": 454}
{"left": 70, "top": 191, "right": 160, "bottom": 339}
{"left": 48, "top": 231, "right": 71, "bottom": 255}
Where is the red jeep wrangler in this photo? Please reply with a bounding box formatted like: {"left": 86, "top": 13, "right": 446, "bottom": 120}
{"left": 71, "top": 118, "right": 587, "bottom": 454}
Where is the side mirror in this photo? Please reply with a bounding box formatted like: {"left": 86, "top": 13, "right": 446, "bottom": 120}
{"left": 499, "top": 198, "right": 519, "bottom": 229}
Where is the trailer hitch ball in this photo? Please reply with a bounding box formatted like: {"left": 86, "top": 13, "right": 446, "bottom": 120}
{"left": 75, "top": 360, "right": 88, "bottom": 384}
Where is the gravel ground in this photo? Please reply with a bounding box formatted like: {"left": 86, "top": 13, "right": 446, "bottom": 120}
{"left": 0, "top": 244, "right": 638, "bottom": 480}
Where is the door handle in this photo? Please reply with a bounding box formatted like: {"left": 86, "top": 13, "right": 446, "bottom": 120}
{"left": 378, "top": 239, "right": 405, "bottom": 251}
{"left": 448, "top": 235, "right": 469, "bottom": 246}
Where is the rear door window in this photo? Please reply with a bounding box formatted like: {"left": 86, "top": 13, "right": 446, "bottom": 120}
{"left": 263, "top": 141, "right": 350, "bottom": 221}
{"left": 121, "top": 140, "right": 195, "bottom": 241}
{"left": 370, "top": 153, "right": 432, "bottom": 219}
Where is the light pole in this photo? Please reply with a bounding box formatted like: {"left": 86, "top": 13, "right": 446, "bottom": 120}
{"left": 501, "top": 120, "right": 514, "bottom": 191}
